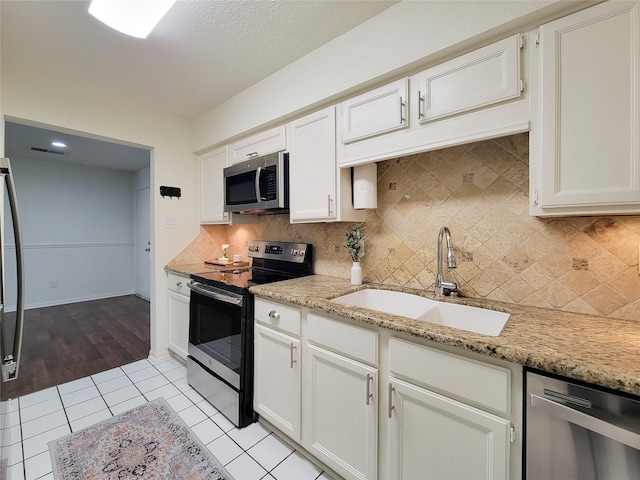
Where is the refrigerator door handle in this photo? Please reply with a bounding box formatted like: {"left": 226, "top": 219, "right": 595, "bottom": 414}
{"left": 0, "top": 158, "right": 25, "bottom": 382}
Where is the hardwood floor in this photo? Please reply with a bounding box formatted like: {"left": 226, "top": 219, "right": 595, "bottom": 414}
{"left": 1, "top": 295, "right": 150, "bottom": 400}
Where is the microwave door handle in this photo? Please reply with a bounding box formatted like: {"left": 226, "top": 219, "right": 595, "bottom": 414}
{"left": 255, "top": 166, "right": 264, "bottom": 201}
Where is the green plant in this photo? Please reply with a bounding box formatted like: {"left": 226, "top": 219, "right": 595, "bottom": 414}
{"left": 344, "top": 222, "right": 365, "bottom": 262}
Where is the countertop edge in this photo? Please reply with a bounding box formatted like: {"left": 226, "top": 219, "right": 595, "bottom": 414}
{"left": 249, "top": 275, "right": 640, "bottom": 397}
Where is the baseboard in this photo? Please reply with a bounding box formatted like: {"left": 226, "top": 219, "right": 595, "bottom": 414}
{"left": 4, "top": 290, "right": 136, "bottom": 312}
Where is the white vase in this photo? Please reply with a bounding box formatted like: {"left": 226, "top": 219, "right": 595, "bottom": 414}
{"left": 351, "top": 261, "right": 362, "bottom": 285}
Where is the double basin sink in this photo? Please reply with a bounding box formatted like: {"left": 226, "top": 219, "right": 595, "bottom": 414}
{"left": 331, "top": 288, "right": 509, "bottom": 336}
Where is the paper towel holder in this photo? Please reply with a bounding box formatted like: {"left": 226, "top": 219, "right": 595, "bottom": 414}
{"left": 351, "top": 164, "right": 377, "bottom": 210}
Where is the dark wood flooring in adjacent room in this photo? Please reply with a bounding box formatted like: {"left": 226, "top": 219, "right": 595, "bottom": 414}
{"left": 2, "top": 295, "right": 150, "bottom": 400}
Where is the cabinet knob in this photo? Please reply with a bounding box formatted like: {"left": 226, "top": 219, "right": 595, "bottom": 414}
{"left": 176, "top": 281, "right": 183, "bottom": 287}
{"left": 268, "top": 310, "right": 280, "bottom": 321}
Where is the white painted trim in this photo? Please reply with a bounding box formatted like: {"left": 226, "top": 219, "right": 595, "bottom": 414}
{"left": 5, "top": 242, "right": 134, "bottom": 250}
{"left": 4, "top": 290, "right": 136, "bottom": 312}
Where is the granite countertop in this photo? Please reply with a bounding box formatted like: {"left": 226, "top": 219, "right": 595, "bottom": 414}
{"left": 165, "top": 263, "right": 228, "bottom": 276}
{"left": 249, "top": 274, "right": 640, "bottom": 397}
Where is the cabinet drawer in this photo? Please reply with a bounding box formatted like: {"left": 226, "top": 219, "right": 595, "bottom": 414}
{"left": 389, "top": 338, "right": 510, "bottom": 415}
{"left": 167, "top": 272, "right": 191, "bottom": 296}
{"left": 255, "top": 298, "right": 301, "bottom": 336}
{"left": 307, "top": 313, "right": 378, "bottom": 366}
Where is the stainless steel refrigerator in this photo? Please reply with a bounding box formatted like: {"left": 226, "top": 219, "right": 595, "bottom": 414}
{"left": 0, "top": 157, "right": 25, "bottom": 479}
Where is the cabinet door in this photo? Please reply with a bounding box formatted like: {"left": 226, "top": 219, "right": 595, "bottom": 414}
{"left": 254, "top": 324, "right": 301, "bottom": 442}
{"left": 167, "top": 290, "right": 189, "bottom": 360}
{"left": 229, "top": 125, "right": 286, "bottom": 164}
{"left": 341, "top": 78, "right": 409, "bottom": 143}
{"left": 304, "top": 344, "right": 377, "bottom": 480}
{"left": 416, "top": 34, "right": 522, "bottom": 123}
{"left": 536, "top": 1, "right": 640, "bottom": 213}
{"left": 200, "top": 146, "right": 231, "bottom": 224}
{"left": 287, "top": 107, "right": 337, "bottom": 222}
{"left": 388, "top": 377, "right": 510, "bottom": 480}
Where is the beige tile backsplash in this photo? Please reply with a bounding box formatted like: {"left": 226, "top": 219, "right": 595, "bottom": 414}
{"left": 170, "top": 133, "right": 640, "bottom": 321}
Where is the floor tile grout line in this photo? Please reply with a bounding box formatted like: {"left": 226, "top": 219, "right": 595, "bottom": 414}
{"left": 16, "top": 359, "right": 329, "bottom": 480}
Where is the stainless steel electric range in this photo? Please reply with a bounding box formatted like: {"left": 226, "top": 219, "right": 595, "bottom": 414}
{"left": 187, "top": 240, "right": 313, "bottom": 428}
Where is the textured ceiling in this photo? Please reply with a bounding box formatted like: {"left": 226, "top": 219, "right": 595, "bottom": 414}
{"left": 1, "top": 0, "right": 397, "bottom": 121}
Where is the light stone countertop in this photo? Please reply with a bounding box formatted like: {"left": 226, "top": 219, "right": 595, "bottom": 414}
{"left": 249, "top": 275, "right": 640, "bottom": 397}
{"left": 165, "top": 263, "right": 226, "bottom": 276}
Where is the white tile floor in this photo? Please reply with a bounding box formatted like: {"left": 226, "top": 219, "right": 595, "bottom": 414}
{"left": 2, "top": 357, "right": 332, "bottom": 480}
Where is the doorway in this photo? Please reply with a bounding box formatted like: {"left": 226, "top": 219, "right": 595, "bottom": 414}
{"left": 2, "top": 120, "right": 152, "bottom": 398}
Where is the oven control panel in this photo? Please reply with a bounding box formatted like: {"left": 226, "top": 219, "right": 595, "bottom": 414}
{"left": 248, "top": 240, "right": 312, "bottom": 264}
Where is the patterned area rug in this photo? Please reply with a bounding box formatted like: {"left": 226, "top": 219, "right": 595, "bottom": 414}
{"left": 48, "top": 398, "right": 233, "bottom": 480}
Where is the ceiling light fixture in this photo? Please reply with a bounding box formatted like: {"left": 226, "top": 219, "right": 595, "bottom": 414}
{"left": 88, "top": 0, "right": 177, "bottom": 39}
{"left": 51, "top": 141, "right": 67, "bottom": 148}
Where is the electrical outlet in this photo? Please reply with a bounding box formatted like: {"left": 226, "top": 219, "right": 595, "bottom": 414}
{"left": 637, "top": 246, "right": 640, "bottom": 275}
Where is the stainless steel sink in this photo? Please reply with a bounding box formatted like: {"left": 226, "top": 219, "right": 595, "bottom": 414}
{"left": 331, "top": 289, "right": 509, "bottom": 336}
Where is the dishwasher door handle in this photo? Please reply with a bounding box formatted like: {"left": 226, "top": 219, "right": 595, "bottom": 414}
{"left": 530, "top": 394, "right": 640, "bottom": 450}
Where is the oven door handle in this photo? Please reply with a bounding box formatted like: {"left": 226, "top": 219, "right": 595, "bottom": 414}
{"left": 187, "top": 282, "right": 244, "bottom": 306}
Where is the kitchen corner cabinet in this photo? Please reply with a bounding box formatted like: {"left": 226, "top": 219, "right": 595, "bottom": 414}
{"left": 167, "top": 273, "right": 190, "bottom": 360}
{"left": 287, "top": 106, "right": 367, "bottom": 223}
{"left": 337, "top": 34, "right": 529, "bottom": 167}
{"left": 200, "top": 146, "right": 231, "bottom": 224}
{"left": 530, "top": 1, "right": 640, "bottom": 216}
{"left": 229, "top": 125, "right": 286, "bottom": 165}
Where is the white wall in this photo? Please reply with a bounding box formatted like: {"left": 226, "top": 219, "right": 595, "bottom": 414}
{"left": 1, "top": 76, "right": 198, "bottom": 363}
{"left": 193, "top": 0, "right": 588, "bottom": 152}
{"left": 3, "top": 157, "right": 136, "bottom": 309}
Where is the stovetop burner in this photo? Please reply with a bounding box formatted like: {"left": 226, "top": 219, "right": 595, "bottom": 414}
{"left": 191, "top": 240, "right": 313, "bottom": 294}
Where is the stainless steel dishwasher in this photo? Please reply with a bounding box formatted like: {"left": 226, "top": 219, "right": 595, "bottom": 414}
{"left": 526, "top": 369, "right": 640, "bottom": 479}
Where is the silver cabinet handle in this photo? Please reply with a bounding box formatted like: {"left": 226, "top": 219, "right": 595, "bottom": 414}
{"left": 246, "top": 152, "right": 259, "bottom": 158}
{"left": 531, "top": 394, "right": 640, "bottom": 449}
{"left": 268, "top": 310, "right": 280, "bottom": 321}
{"left": 418, "top": 90, "right": 424, "bottom": 119}
{"left": 366, "top": 373, "right": 373, "bottom": 406}
{"left": 327, "top": 194, "right": 334, "bottom": 216}
{"left": 399, "top": 96, "right": 406, "bottom": 124}
{"left": 289, "top": 343, "right": 297, "bottom": 369}
{"left": 176, "top": 281, "right": 183, "bottom": 287}
{"left": 388, "top": 383, "right": 395, "bottom": 418}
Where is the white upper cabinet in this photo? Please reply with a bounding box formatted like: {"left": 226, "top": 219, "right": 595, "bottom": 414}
{"left": 337, "top": 34, "right": 528, "bottom": 167}
{"left": 530, "top": 1, "right": 640, "bottom": 216}
{"left": 340, "top": 78, "right": 409, "bottom": 143}
{"left": 287, "top": 107, "right": 337, "bottom": 222}
{"left": 416, "top": 35, "right": 522, "bottom": 123}
{"left": 287, "top": 106, "right": 367, "bottom": 223}
{"left": 200, "top": 145, "right": 231, "bottom": 224}
{"left": 229, "top": 125, "right": 286, "bottom": 164}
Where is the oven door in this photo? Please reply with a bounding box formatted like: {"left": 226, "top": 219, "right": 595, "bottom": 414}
{"left": 187, "top": 282, "right": 247, "bottom": 390}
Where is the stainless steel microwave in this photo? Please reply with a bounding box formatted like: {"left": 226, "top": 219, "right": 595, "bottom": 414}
{"left": 223, "top": 152, "right": 289, "bottom": 215}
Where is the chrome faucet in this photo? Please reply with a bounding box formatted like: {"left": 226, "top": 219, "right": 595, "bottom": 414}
{"left": 435, "top": 226, "right": 459, "bottom": 297}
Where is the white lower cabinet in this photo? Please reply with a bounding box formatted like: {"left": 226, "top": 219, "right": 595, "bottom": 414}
{"left": 253, "top": 297, "right": 522, "bottom": 480}
{"left": 167, "top": 273, "right": 190, "bottom": 360}
{"left": 304, "top": 344, "right": 378, "bottom": 480}
{"left": 388, "top": 377, "right": 510, "bottom": 480}
{"left": 254, "top": 324, "right": 301, "bottom": 442}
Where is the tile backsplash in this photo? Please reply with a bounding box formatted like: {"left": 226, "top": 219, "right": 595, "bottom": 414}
{"left": 170, "top": 133, "right": 640, "bottom": 321}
